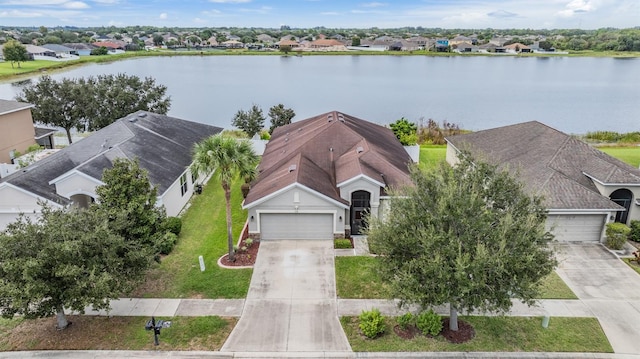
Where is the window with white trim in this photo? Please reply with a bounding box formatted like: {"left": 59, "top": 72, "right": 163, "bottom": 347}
{"left": 180, "top": 173, "right": 188, "bottom": 196}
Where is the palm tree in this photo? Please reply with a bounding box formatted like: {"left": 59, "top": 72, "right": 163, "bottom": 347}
{"left": 192, "top": 134, "right": 259, "bottom": 262}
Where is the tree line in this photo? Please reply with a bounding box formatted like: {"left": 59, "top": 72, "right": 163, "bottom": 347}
{"left": 15, "top": 74, "right": 170, "bottom": 144}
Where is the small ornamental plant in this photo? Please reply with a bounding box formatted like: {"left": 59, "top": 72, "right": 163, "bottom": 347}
{"left": 605, "top": 222, "right": 630, "bottom": 250}
{"left": 396, "top": 312, "right": 414, "bottom": 330}
{"left": 359, "top": 308, "right": 386, "bottom": 339}
{"left": 416, "top": 309, "right": 443, "bottom": 337}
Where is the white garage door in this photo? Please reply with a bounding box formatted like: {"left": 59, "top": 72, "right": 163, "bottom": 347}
{"left": 546, "top": 214, "right": 606, "bottom": 242}
{"left": 260, "top": 213, "right": 333, "bottom": 240}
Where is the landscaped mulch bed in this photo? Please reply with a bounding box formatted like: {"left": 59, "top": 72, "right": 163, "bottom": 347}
{"left": 220, "top": 237, "right": 259, "bottom": 267}
{"left": 393, "top": 324, "right": 420, "bottom": 339}
{"left": 441, "top": 318, "right": 475, "bottom": 343}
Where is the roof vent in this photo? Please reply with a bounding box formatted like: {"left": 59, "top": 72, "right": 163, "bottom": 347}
{"left": 356, "top": 146, "right": 364, "bottom": 154}
{"left": 137, "top": 112, "right": 147, "bottom": 118}
{"left": 288, "top": 164, "right": 297, "bottom": 173}
{"left": 327, "top": 114, "right": 333, "bottom": 122}
{"left": 285, "top": 137, "right": 289, "bottom": 142}
{"left": 128, "top": 117, "right": 137, "bottom": 123}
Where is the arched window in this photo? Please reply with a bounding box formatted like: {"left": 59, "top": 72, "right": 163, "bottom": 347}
{"left": 610, "top": 189, "right": 633, "bottom": 224}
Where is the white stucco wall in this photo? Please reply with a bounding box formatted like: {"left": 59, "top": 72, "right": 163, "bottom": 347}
{"left": 246, "top": 185, "right": 346, "bottom": 236}
{"left": 591, "top": 181, "right": 640, "bottom": 224}
{"left": 52, "top": 172, "right": 101, "bottom": 199}
{"left": 338, "top": 177, "right": 382, "bottom": 233}
{"left": 0, "top": 184, "right": 60, "bottom": 230}
{"left": 158, "top": 168, "right": 202, "bottom": 217}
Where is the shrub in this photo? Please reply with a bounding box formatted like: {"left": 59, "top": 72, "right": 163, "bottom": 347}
{"left": 629, "top": 220, "right": 640, "bottom": 242}
{"left": 164, "top": 216, "right": 182, "bottom": 235}
{"left": 158, "top": 232, "right": 178, "bottom": 255}
{"left": 416, "top": 309, "right": 442, "bottom": 336}
{"left": 396, "top": 312, "right": 414, "bottom": 330}
{"left": 334, "top": 238, "right": 352, "bottom": 249}
{"left": 244, "top": 238, "right": 254, "bottom": 247}
{"left": 359, "top": 308, "right": 386, "bottom": 339}
{"left": 606, "top": 222, "right": 630, "bottom": 250}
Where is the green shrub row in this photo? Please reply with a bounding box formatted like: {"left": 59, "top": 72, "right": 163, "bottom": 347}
{"left": 585, "top": 131, "right": 640, "bottom": 143}
{"left": 334, "top": 238, "right": 353, "bottom": 249}
{"left": 361, "top": 308, "right": 443, "bottom": 339}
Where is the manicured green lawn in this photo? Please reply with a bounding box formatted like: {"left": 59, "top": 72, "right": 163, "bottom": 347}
{"left": 133, "top": 178, "right": 252, "bottom": 298}
{"left": 598, "top": 146, "right": 640, "bottom": 168}
{"left": 0, "top": 316, "right": 233, "bottom": 351}
{"left": 336, "top": 256, "right": 575, "bottom": 300}
{"left": 335, "top": 256, "right": 391, "bottom": 299}
{"left": 341, "top": 316, "right": 612, "bottom": 352}
{"left": 419, "top": 145, "right": 447, "bottom": 170}
{"left": 538, "top": 272, "right": 578, "bottom": 299}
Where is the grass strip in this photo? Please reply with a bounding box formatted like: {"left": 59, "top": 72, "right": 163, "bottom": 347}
{"left": 132, "top": 177, "right": 252, "bottom": 299}
{"left": 341, "top": 316, "right": 612, "bottom": 352}
{"left": 336, "top": 256, "right": 575, "bottom": 300}
{"left": 0, "top": 316, "right": 234, "bottom": 351}
{"left": 598, "top": 146, "right": 640, "bottom": 168}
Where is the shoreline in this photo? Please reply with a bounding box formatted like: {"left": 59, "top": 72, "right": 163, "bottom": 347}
{"left": 1, "top": 49, "right": 638, "bottom": 82}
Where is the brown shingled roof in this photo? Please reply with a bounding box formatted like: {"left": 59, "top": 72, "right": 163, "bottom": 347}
{"left": 244, "top": 111, "right": 412, "bottom": 207}
{"left": 446, "top": 121, "right": 640, "bottom": 210}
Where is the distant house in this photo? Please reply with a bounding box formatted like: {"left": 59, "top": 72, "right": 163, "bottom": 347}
{"left": 276, "top": 39, "right": 300, "bottom": 49}
{"left": 453, "top": 42, "right": 478, "bottom": 53}
{"left": 0, "top": 111, "right": 222, "bottom": 230}
{"left": 24, "top": 44, "right": 56, "bottom": 59}
{"left": 504, "top": 43, "right": 532, "bottom": 53}
{"left": 41, "top": 44, "right": 78, "bottom": 58}
{"left": 63, "top": 43, "right": 96, "bottom": 56}
{"left": 435, "top": 39, "right": 449, "bottom": 52}
{"left": 243, "top": 111, "right": 412, "bottom": 240}
{"left": 446, "top": 121, "right": 640, "bottom": 243}
{"left": 450, "top": 35, "right": 471, "bottom": 46}
{"left": 0, "top": 99, "right": 36, "bottom": 164}
{"left": 309, "top": 39, "right": 346, "bottom": 50}
{"left": 92, "top": 41, "right": 126, "bottom": 52}
{"left": 222, "top": 40, "right": 244, "bottom": 48}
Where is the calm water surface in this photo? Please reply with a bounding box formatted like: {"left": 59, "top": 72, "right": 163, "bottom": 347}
{"left": 0, "top": 55, "right": 638, "bottom": 133}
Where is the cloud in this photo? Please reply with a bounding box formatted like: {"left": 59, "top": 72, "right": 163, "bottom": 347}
{"left": 360, "top": 2, "right": 386, "bottom": 7}
{"left": 487, "top": 9, "right": 517, "bottom": 18}
{"left": 159, "top": 12, "right": 167, "bottom": 20}
{"left": 0, "top": 9, "right": 43, "bottom": 17}
{"left": 556, "top": 0, "right": 595, "bottom": 17}
{"left": 320, "top": 11, "right": 341, "bottom": 16}
{"left": 92, "top": 0, "right": 119, "bottom": 4}
{"left": 238, "top": 6, "right": 271, "bottom": 13}
{"left": 64, "top": 1, "right": 89, "bottom": 9}
{"left": 209, "top": 0, "right": 250, "bottom": 3}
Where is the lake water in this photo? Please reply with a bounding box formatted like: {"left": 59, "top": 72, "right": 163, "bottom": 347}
{"left": 1, "top": 55, "right": 638, "bottom": 134}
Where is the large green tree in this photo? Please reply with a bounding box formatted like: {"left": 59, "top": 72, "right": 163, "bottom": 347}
{"left": 2, "top": 39, "right": 28, "bottom": 69}
{"left": 16, "top": 75, "right": 89, "bottom": 144}
{"left": 268, "top": 104, "right": 295, "bottom": 134}
{"left": 16, "top": 74, "right": 170, "bottom": 143}
{"left": 389, "top": 117, "right": 418, "bottom": 145}
{"left": 83, "top": 74, "right": 170, "bottom": 130}
{"left": 0, "top": 206, "right": 153, "bottom": 329}
{"left": 191, "top": 134, "right": 258, "bottom": 262}
{"left": 232, "top": 104, "right": 265, "bottom": 138}
{"left": 368, "top": 154, "right": 556, "bottom": 331}
{"left": 94, "top": 158, "right": 167, "bottom": 255}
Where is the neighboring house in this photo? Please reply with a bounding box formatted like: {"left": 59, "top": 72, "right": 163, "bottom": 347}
{"left": 41, "top": 44, "right": 77, "bottom": 58}
{"left": 222, "top": 40, "right": 244, "bottom": 48}
{"left": 453, "top": 42, "right": 478, "bottom": 53}
{"left": 309, "top": 39, "right": 345, "bottom": 48}
{"left": 276, "top": 39, "right": 300, "bottom": 48}
{"left": 243, "top": 111, "right": 412, "bottom": 240}
{"left": 63, "top": 43, "right": 96, "bottom": 56}
{"left": 446, "top": 121, "right": 640, "bottom": 243}
{"left": 0, "top": 111, "right": 222, "bottom": 231}
{"left": 0, "top": 99, "right": 36, "bottom": 164}
{"left": 504, "top": 43, "right": 532, "bottom": 53}
{"left": 34, "top": 127, "right": 57, "bottom": 149}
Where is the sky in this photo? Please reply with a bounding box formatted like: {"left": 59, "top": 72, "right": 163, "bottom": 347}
{"left": 0, "top": 0, "right": 638, "bottom": 29}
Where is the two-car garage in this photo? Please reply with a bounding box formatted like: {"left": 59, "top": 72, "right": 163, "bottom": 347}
{"left": 546, "top": 214, "right": 607, "bottom": 242}
{"left": 259, "top": 213, "right": 335, "bottom": 240}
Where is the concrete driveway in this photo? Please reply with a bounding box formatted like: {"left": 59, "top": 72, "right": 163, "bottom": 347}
{"left": 555, "top": 243, "right": 640, "bottom": 355}
{"left": 221, "top": 240, "right": 351, "bottom": 352}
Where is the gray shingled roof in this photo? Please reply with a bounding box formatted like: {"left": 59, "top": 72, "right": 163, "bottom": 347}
{"left": 0, "top": 99, "right": 33, "bottom": 116}
{"left": 446, "top": 121, "right": 640, "bottom": 210}
{"left": 0, "top": 111, "right": 222, "bottom": 205}
{"left": 244, "top": 111, "right": 412, "bottom": 206}
{"left": 34, "top": 126, "right": 56, "bottom": 139}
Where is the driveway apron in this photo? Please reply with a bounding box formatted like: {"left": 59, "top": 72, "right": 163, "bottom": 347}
{"left": 221, "top": 240, "right": 351, "bottom": 352}
{"left": 555, "top": 243, "right": 640, "bottom": 355}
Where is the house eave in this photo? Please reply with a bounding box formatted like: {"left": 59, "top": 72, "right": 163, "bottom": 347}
{"left": 336, "top": 174, "right": 385, "bottom": 189}
{"left": 243, "top": 182, "right": 350, "bottom": 210}
{"left": 582, "top": 172, "right": 640, "bottom": 187}
{"left": 48, "top": 169, "right": 103, "bottom": 187}
{"left": 0, "top": 104, "right": 35, "bottom": 117}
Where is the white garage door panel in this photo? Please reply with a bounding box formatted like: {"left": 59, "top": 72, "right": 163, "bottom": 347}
{"left": 261, "top": 213, "right": 333, "bottom": 240}
{"left": 546, "top": 214, "right": 605, "bottom": 242}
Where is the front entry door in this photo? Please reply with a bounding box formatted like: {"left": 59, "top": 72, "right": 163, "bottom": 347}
{"left": 350, "top": 191, "right": 371, "bottom": 235}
